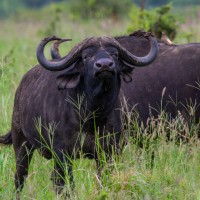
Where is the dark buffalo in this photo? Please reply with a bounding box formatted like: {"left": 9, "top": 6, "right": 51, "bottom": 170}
{"left": 118, "top": 32, "right": 200, "bottom": 126}
{"left": 0, "top": 34, "right": 158, "bottom": 198}
{"left": 52, "top": 31, "right": 200, "bottom": 126}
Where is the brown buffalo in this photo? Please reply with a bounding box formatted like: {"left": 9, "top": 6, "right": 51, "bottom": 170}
{"left": 0, "top": 34, "right": 158, "bottom": 199}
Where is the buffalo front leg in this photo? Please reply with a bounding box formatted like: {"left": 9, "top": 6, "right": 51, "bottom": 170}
{"left": 13, "top": 137, "right": 34, "bottom": 200}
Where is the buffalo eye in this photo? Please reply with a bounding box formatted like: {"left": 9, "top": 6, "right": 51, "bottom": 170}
{"left": 112, "top": 52, "right": 118, "bottom": 58}
{"left": 83, "top": 54, "right": 91, "bottom": 61}
{"left": 109, "top": 50, "right": 118, "bottom": 58}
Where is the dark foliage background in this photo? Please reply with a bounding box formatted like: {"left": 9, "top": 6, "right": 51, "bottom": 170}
{"left": 0, "top": 0, "right": 199, "bottom": 18}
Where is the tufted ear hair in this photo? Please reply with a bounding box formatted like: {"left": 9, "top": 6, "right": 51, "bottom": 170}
{"left": 56, "top": 61, "right": 82, "bottom": 90}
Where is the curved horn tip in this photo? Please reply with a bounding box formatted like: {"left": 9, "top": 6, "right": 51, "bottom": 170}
{"left": 37, "top": 36, "right": 89, "bottom": 71}
{"left": 42, "top": 36, "right": 62, "bottom": 42}
{"left": 54, "top": 38, "right": 72, "bottom": 45}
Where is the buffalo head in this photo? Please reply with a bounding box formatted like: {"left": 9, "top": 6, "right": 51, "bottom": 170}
{"left": 37, "top": 36, "right": 158, "bottom": 90}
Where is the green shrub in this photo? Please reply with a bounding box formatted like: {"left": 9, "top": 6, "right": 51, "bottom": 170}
{"left": 69, "top": 0, "right": 132, "bottom": 20}
{"left": 37, "top": 3, "right": 64, "bottom": 37}
{"left": 127, "top": 3, "right": 179, "bottom": 40}
{"left": 0, "top": 0, "right": 24, "bottom": 18}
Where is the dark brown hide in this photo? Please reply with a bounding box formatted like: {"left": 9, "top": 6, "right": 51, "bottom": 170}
{"left": 0, "top": 34, "right": 158, "bottom": 199}
{"left": 117, "top": 33, "right": 200, "bottom": 124}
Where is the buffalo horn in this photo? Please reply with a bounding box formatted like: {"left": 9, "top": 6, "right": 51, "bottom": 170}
{"left": 36, "top": 36, "right": 94, "bottom": 71}
{"left": 103, "top": 36, "right": 158, "bottom": 67}
{"left": 51, "top": 39, "right": 72, "bottom": 59}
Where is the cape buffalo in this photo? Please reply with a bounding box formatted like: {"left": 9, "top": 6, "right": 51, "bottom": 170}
{"left": 118, "top": 32, "right": 200, "bottom": 126}
{"left": 0, "top": 34, "right": 158, "bottom": 198}
{"left": 52, "top": 30, "right": 200, "bottom": 127}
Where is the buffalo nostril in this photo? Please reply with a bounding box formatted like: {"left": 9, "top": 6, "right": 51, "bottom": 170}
{"left": 109, "top": 62, "right": 114, "bottom": 67}
{"left": 95, "top": 58, "right": 114, "bottom": 69}
{"left": 96, "top": 62, "right": 102, "bottom": 68}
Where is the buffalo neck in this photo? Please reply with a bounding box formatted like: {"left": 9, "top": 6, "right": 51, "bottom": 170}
{"left": 84, "top": 75, "right": 121, "bottom": 118}
{"left": 66, "top": 75, "right": 121, "bottom": 132}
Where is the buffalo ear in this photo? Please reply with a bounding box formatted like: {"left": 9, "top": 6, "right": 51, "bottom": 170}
{"left": 121, "top": 72, "right": 132, "bottom": 83}
{"left": 120, "top": 59, "right": 134, "bottom": 83}
{"left": 56, "top": 71, "right": 80, "bottom": 89}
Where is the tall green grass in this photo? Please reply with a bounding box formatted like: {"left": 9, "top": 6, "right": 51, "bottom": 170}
{"left": 1, "top": 127, "right": 200, "bottom": 199}
{"left": 0, "top": 5, "right": 200, "bottom": 200}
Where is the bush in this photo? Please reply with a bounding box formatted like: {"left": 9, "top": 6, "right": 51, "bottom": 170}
{"left": 69, "top": 0, "right": 132, "bottom": 20}
{"left": 127, "top": 3, "right": 179, "bottom": 40}
{"left": 0, "top": 0, "right": 24, "bottom": 18}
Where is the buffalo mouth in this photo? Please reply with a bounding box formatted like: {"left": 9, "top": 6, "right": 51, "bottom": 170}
{"left": 95, "top": 70, "right": 115, "bottom": 79}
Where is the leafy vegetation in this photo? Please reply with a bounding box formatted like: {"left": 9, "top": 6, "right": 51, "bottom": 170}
{"left": 127, "top": 3, "right": 179, "bottom": 40}
{"left": 0, "top": 2, "right": 200, "bottom": 200}
{"left": 68, "top": 0, "right": 132, "bottom": 20}
{"left": 0, "top": 0, "right": 199, "bottom": 19}
{"left": 172, "top": 0, "right": 200, "bottom": 6}
{"left": 134, "top": 0, "right": 200, "bottom": 7}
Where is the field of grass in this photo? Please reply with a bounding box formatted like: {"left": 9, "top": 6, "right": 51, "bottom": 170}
{"left": 0, "top": 4, "right": 200, "bottom": 200}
